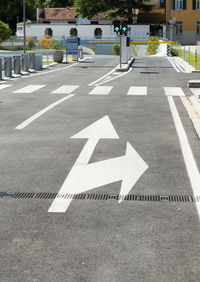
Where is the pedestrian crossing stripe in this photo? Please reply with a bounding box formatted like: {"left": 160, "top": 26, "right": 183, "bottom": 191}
{"left": 127, "top": 87, "right": 147, "bottom": 96}
{"left": 89, "top": 86, "right": 113, "bottom": 95}
{"left": 51, "top": 85, "right": 80, "bottom": 94}
{"left": 0, "top": 85, "right": 11, "bottom": 90}
{"left": 164, "top": 87, "right": 185, "bottom": 97}
{"left": 0, "top": 84, "right": 187, "bottom": 97}
{"left": 13, "top": 85, "right": 46, "bottom": 93}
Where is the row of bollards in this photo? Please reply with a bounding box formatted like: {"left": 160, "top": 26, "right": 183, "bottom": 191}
{"left": 0, "top": 53, "right": 42, "bottom": 80}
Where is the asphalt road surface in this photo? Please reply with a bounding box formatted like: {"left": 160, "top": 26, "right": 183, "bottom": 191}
{"left": 0, "top": 55, "right": 200, "bottom": 282}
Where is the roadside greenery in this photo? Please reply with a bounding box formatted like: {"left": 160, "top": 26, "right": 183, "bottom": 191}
{"left": 112, "top": 44, "right": 120, "bottom": 55}
{"left": 180, "top": 50, "right": 200, "bottom": 70}
{"left": 146, "top": 36, "right": 159, "bottom": 55}
{"left": 75, "top": 0, "right": 153, "bottom": 24}
{"left": 39, "top": 34, "right": 54, "bottom": 49}
{"left": 51, "top": 40, "right": 62, "bottom": 50}
{"left": 0, "top": 21, "right": 12, "bottom": 44}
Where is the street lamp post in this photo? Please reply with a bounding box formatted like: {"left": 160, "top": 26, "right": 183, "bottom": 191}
{"left": 23, "top": 0, "right": 26, "bottom": 53}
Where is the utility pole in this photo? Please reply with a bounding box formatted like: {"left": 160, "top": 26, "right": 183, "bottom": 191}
{"left": 170, "top": 0, "right": 173, "bottom": 41}
{"left": 23, "top": 0, "right": 26, "bottom": 53}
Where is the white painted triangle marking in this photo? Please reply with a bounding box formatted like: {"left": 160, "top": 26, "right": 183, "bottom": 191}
{"left": 71, "top": 115, "right": 119, "bottom": 140}
{"left": 51, "top": 85, "right": 79, "bottom": 94}
{"left": 164, "top": 87, "right": 185, "bottom": 97}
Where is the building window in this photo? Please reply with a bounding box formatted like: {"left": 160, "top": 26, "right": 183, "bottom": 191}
{"left": 45, "top": 28, "right": 53, "bottom": 37}
{"left": 17, "top": 26, "right": 23, "bottom": 31}
{"left": 70, "top": 28, "right": 78, "bottom": 37}
{"left": 175, "top": 0, "right": 183, "bottom": 9}
{"left": 196, "top": 21, "right": 200, "bottom": 34}
{"left": 94, "top": 28, "right": 102, "bottom": 39}
{"left": 196, "top": 0, "right": 200, "bottom": 9}
{"left": 176, "top": 21, "right": 183, "bottom": 34}
{"left": 68, "top": 21, "right": 76, "bottom": 24}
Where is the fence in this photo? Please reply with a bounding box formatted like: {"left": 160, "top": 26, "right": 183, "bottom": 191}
{"left": 172, "top": 45, "right": 200, "bottom": 70}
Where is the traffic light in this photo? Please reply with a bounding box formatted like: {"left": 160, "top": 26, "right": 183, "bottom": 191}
{"left": 113, "top": 20, "right": 120, "bottom": 33}
{"left": 121, "top": 21, "right": 128, "bottom": 34}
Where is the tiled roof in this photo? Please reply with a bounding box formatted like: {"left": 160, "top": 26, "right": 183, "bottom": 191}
{"left": 38, "top": 8, "right": 78, "bottom": 20}
{"left": 38, "top": 8, "right": 127, "bottom": 21}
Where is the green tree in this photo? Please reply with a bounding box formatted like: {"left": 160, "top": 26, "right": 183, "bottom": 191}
{"left": 0, "top": 20, "right": 12, "bottom": 43}
{"left": 75, "top": 0, "right": 153, "bottom": 24}
{"left": 0, "top": 0, "right": 75, "bottom": 33}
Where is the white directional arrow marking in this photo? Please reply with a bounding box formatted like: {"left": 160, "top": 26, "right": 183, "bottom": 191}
{"left": 48, "top": 116, "right": 148, "bottom": 213}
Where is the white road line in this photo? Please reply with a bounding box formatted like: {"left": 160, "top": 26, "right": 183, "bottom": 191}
{"left": 167, "top": 57, "right": 180, "bottom": 73}
{"left": 51, "top": 85, "right": 79, "bottom": 94}
{"left": 13, "top": 85, "right": 45, "bottom": 94}
{"left": 127, "top": 86, "right": 147, "bottom": 96}
{"left": 15, "top": 94, "right": 75, "bottom": 129}
{"left": 89, "top": 86, "right": 113, "bottom": 95}
{"left": 88, "top": 66, "right": 117, "bottom": 86}
{"left": 0, "top": 85, "right": 11, "bottom": 90}
{"left": 164, "top": 87, "right": 185, "bottom": 97}
{"left": 168, "top": 96, "right": 200, "bottom": 220}
{"left": 95, "top": 67, "right": 132, "bottom": 86}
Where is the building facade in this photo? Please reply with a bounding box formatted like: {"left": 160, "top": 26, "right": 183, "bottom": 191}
{"left": 166, "top": 0, "right": 200, "bottom": 44}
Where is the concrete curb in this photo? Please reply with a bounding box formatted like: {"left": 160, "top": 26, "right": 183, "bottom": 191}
{"left": 117, "top": 57, "right": 135, "bottom": 72}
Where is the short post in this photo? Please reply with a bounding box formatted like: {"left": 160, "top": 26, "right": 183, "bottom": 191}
{"left": 184, "top": 46, "right": 185, "bottom": 60}
{"left": 0, "top": 58, "right": 2, "bottom": 80}
{"left": 179, "top": 46, "right": 181, "bottom": 57}
{"left": 14, "top": 56, "right": 21, "bottom": 74}
{"left": 195, "top": 48, "right": 197, "bottom": 70}
{"left": 29, "top": 53, "right": 36, "bottom": 69}
{"left": 189, "top": 48, "right": 190, "bottom": 65}
{"left": 22, "top": 53, "right": 29, "bottom": 72}
{"left": 4, "top": 57, "right": 12, "bottom": 77}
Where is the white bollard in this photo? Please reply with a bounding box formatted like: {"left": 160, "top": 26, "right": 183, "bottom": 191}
{"left": 14, "top": 56, "right": 21, "bottom": 74}
{"left": 22, "top": 54, "right": 29, "bottom": 72}
{"left": 4, "top": 57, "right": 12, "bottom": 77}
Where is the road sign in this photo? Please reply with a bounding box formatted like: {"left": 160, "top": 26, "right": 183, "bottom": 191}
{"left": 169, "top": 19, "right": 173, "bottom": 24}
{"left": 169, "top": 24, "right": 173, "bottom": 28}
{"left": 48, "top": 116, "right": 148, "bottom": 213}
{"left": 66, "top": 37, "right": 78, "bottom": 55}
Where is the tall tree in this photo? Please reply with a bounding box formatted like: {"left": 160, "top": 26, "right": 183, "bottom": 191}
{"left": 75, "top": 0, "right": 153, "bottom": 24}
{"left": 0, "top": 0, "right": 75, "bottom": 33}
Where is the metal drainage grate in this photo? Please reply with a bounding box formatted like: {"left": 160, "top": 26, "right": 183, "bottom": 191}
{"left": 0, "top": 192, "right": 200, "bottom": 202}
{"left": 140, "top": 72, "right": 159, "bottom": 74}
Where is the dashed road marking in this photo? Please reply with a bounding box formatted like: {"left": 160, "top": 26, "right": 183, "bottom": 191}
{"left": 15, "top": 94, "right": 75, "bottom": 129}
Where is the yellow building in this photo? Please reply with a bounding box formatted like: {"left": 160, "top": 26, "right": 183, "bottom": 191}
{"left": 138, "top": 0, "right": 166, "bottom": 37}
{"left": 166, "top": 0, "right": 200, "bottom": 44}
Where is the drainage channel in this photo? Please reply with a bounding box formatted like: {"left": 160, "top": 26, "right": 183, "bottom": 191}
{"left": 0, "top": 192, "right": 200, "bottom": 202}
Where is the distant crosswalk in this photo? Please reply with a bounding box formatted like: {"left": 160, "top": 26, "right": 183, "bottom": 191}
{"left": 0, "top": 84, "right": 187, "bottom": 97}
